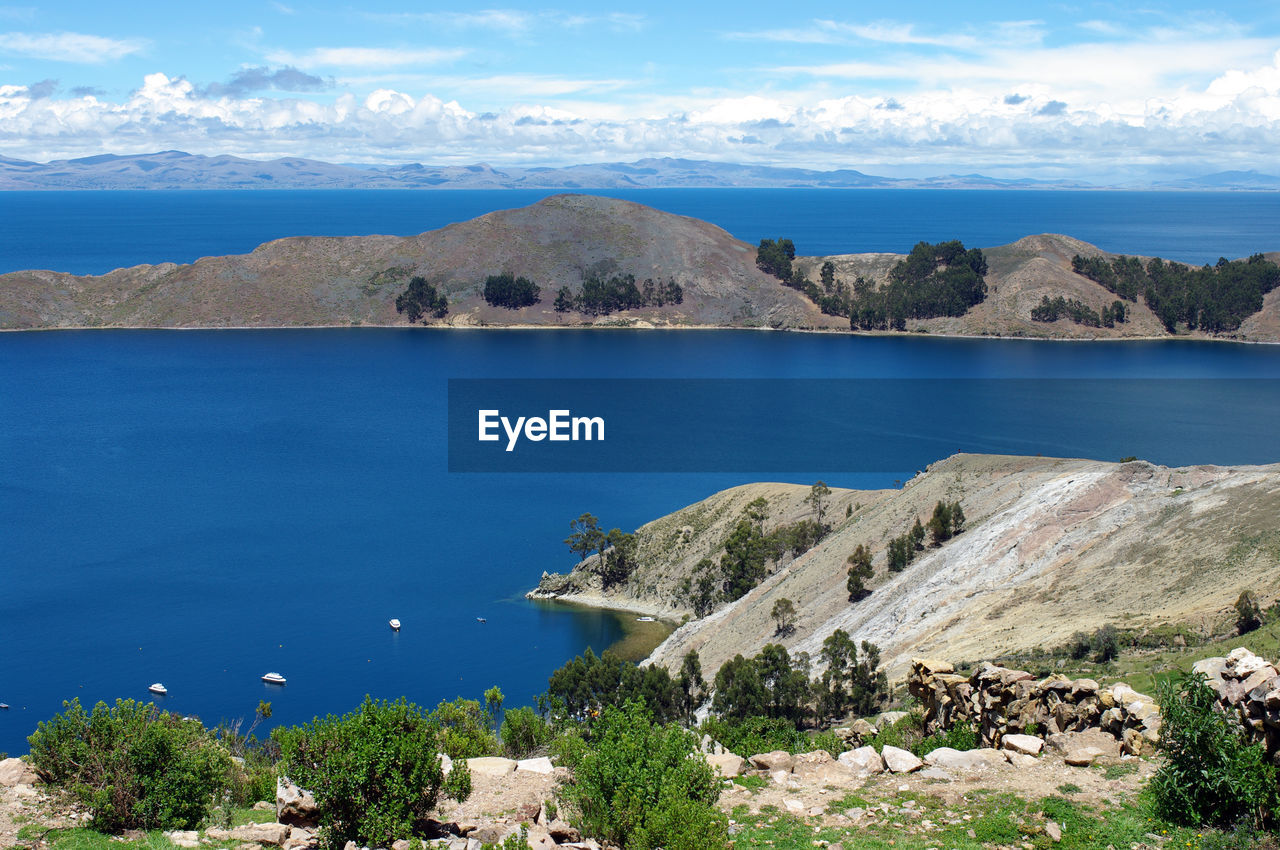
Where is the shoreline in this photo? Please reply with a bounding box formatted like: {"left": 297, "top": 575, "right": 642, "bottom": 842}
{"left": 527, "top": 593, "right": 679, "bottom": 662}
{"left": 1, "top": 322, "right": 1276, "bottom": 345}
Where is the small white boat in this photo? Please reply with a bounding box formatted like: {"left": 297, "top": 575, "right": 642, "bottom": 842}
{"left": 476, "top": 617, "right": 486, "bottom": 623}
{"left": 389, "top": 618, "right": 401, "bottom": 631}
{"left": 0, "top": 703, "right": 9, "bottom": 710}
{"left": 636, "top": 616, "right": 655, "bottom": 622}
{"left": 148, "top": 683, "right": 167, "bottom": 695}
{"left": 261, "top": 672, "right": 287, "bottom": 684}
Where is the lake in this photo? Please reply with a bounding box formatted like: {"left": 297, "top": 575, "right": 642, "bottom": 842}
{"left": 2, "top": 329, "right": 1279, "bottom": 756}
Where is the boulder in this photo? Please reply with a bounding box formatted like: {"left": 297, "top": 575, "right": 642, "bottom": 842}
{"left": 230, "top": 822, "right": 290, "bottom": 847}
{"left": 468, "top": 757, "right": 518, "bottom": 777}
{"left": 1006, "top": 752, "right": 1040, "bottom": 768}
{"left": 880, "top": 745, "right": 923, "bottom": 774}
{"left": 877, "top": 711, "right": 909, "bottom": 728}
{"left": 283, "top": 826, "right": 315, "bottom": 850}
{"left": 0, "top": 758, "right": 38, "bottom": 787}
{"left": 440, "top": 753, "right": 454, "bottom": 776}
{"left": 923, "top": 747, "right": 1007, "bottom": 771}
{"left": 1001, "top": 734, "right": 1044, "bottom": 756}
{"left": 516, "top": 757, "right": 555, "bottom": 775}
{"left": 704, "top": 753, "right": 745, "bottom": 778}
{"left": 748, "top": 750, "right": 794, "bottom": 772}
{"left": 837, "top": 746, "right": 885, "bottom": 775}
{"left": 525, "top": 825, "right": 557, "bottom": 849}
{"left": 547, "top": 820, "right": 582, "bottom": 844}
{"left": 277, "top": 776, "right": 319, "bottom": 827}
{"left": 1065, "top": 746, "right": 1104, "bottom": 767}
{"left": 162, "top": 831, "right": 200, "bottom": 849}
{"left": 792, "top": 758, "right": 855, "bottom": 784}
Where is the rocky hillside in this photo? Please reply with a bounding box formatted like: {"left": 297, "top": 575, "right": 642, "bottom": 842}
{"left": 534, "top": 454, "right": 1280, "bottom": 682}
{"left": 2, "top": 194, "right": 1278, "bottom": 339}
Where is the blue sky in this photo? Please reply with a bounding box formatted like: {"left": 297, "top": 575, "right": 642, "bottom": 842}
{"left": 2, "top": 1, "right": 1280, "bottom": 179}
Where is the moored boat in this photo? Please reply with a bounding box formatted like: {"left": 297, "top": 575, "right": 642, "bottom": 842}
{"left": 261, "top": 672, "right": 286, "bottom": 684}
{"left": 148, "top": 683, "right": 167, "bottom": 695}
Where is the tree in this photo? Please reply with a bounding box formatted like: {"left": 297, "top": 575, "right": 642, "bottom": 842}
{"left": 712, "top": 654, "right": 767, "bottom": 720}
{"left": 554, "top": 286, "right": 575, "bottom": 313}
{"left": 395, "top": 276, "right": 449, "bottom": 322}
{"left": 482, "top": 273, "right": 541, "bottom": 309}
{"left": 745, "top": 496, "right": 769, "bottom": 532}
{"left": 692, "top": 559, "right": 719, "bottom": 617}
{"left": 1236, "top": 591, "right": 1263, "bottom": 635}
{"left": 807, "top": 481, "right": 832, "bottom": 527}
{"left": 1092, "top": 624, "right": 1120, "bottom": 663}
{"left": 846, "top": 544, "right": 873, "bottom": 601}
{"left": 910, "top": 516, "right": 926, "bottom": 550}
{"left": 927, "top": 501, "right": 952, "bottom": 545}
{"left": 678, "top": 651, "right": 706, "bottom": 721}
{"left": 565, "top": 513, "right": 603, "bottom": 566}
{"left": 771, "top": 598, "right": 797, "bottom": 636}
{"left": 820, "top": 261, "right": 836, "bottom": 293}
{"left": 756, "top": 238, "right": 796, "bottom": 281}
{"left": 720, "top": 518, "right": 767, "bottom": 602}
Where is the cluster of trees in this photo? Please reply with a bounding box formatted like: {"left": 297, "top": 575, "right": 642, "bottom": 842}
{"left": 1030, "top": 295, "right": 1128, "bottom": 327}
{"left": 553, "top": 274, "right": 684, "bottom": 316}
{"left": 756, "top": 237, "right": 797, "bottom": 281}
{"left": 1066, "top": 624, "right": 1121, "bottom": 663}
{"left": 564, "top": 513, "right": 638, "bottom": 590}
{"left": 682, "top": 487, "right": 832, "bottom": 617}
{"left": 1072, "top": 252, "right": 1280, "bottom": 333}
{"left": 712, "top": 630, "right": 887, "bottom": 725}
{"left": 886, "top": 500, "right": 966, "bottom": 572}
{"left": 546, "top": 647, "right": 706, "bottom": 725}
{"left": 481, "top": 273, "right": 541, "bottom": 309}
{"left": 394, "top": 276, "right": 449, "bottom": 322}
{"left": 847, "top": 241, "right": 989, "bottom": 330}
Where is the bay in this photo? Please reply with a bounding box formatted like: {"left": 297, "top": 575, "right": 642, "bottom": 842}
{"left": 3, "top": 188, "right": 1280, "bottom": 275}
{"left": 2, "top": 328, "right": 1279, "bottom": 756}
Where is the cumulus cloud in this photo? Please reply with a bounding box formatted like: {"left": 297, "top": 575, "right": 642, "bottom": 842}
{"left": 4, "top": 47, "right": 1280, "bottom": 179}
{"left": 201, "top": 66, "right": 332, "bottom": 98}
{"left": 0, "top": 31, "right": 146, "bottom": 63}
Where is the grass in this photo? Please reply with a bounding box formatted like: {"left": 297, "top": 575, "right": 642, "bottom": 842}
{"left": 16, "top": 826, "right": 178, "bottom": 850}
{"left": 727, "top": 784, "right": 1218, "bottom": 850}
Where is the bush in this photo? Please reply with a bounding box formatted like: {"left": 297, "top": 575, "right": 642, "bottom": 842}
{"left": 913, "top": 723, "right": 978, "bottom": 757}
{"left": 1151, "top": 673, "right": 1279, "bottom": 829}
{"left": 431, "top": 696, "right": 499, "bottom": 759}
{"left": 559, "top": 701, "right": 728, "bottom": 850}
{"left": 500, "top": 706, "right": 550, "bottom": 759}
{"left": 274, "top": 696, "right": 472, "bottom": 849}
{"left": 867, "top": 712, "right": 927, "bottom": 753}
{"left": 27, "top": 698, "right": 233, "bottom": 833}
{"left": 698, "top": 715, "right": 807, "bottom": 758}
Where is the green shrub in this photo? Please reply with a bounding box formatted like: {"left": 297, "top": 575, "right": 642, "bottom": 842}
{"left": 809, "top": 729, "right": 847, "bottom": 759}
{"left": 27, "top": 698, "right": 233, "bottom": 833}
{"left": 867, "top": 712, "right": 926, "bottom": 753}
{"left": 274, "top": 696, "right": 472, "bottom": 849}
{"left": 1151, "top": 672, "right": 1279, "bottom": 829}
{"left": 698, "top": 715, "right": 807, "bottom": 758}
{"left": 500, "top": 706, "right": 550, "bottom": 759}
{"left": 913, "top": 723, "right": 978, "bottom": 757}
{"left": 559, "top": 701, "right": 728, "bottom": 850}
{"left": 431, "top": 697, "right": 499, "bottom": 759}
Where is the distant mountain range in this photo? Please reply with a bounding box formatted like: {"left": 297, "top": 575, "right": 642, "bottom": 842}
{"left": 1, "top": 150, "right": 1277, "bottom": 190}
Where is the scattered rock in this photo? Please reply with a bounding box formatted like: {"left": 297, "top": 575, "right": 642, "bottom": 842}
{"left": 837, "top": 746, "right": 884, "bottom": 775}
{"left": 162, "top": 830, "right": 200, "bottom": 848}
{"left": 1006, "top": 752, "right": 1040, "bottom": 768}
{"left": 277, "top": 776, "right": 319, "bottom": 827}
{"left": 230, "top": 822, "right": 290, "bottom": 847}
{"left": 547, "top": 820, "right": 582, "bottom": 844}
{"left": 468, "top": 757, "right": 518, "bottom": 777}
{"left": 881, "top": 746, "right": 923, "bottom": 774}
{"left": 1046, "top": 821, "right": 1062, "bottom": 842}
{"left": 516, "top": 757, "right": 555, "bottom": 775}
{"left": 748, "top": 750, "right": 794, "bottom": 772}
{"left": 1065, "top": 747, "right": 1103, "bottom": 767}
{"left": 704, "top": 753, "right": 746, "bottom": 778}
{"left": 1001, "top": 734, "right": 1043, "bottom": 755}
{"left": 0, "top": 758, "right": 38, "bottom": 787}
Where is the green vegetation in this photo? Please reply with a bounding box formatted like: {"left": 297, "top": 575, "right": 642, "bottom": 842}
{"left": 888, "top": 499, "right": 965, "bottom": 571}
{"left": 273, "top": 696, "right": 472, "bottom": 850}
{"left": 755, "top": 238, "right": 796, "bottom": 281}
{"left": 850, "top": 241, "right": 989, "bottom": 330}
{"left": 27, "top": 698, "right": 233, "bottom": 833}
{"left": 556, "top": 701, "right": 728, "bottom": 850}
{"left": 1072, "top": 252, "right": 1280, "bottom": 333}
{"left": 481, "top": 273, "right": 540, "bottom": 309}
{"left": 394, "top": 276, "right": 448, "bottom": 322}
{"left": 1151, "top": 672, "right": 1279, "bottom": 829}
{"left": 1031, "top": 294, "right": 1128, "bottom": 327}
{"left": 552, "top": 273, "right": 683, "bottom": 316}
{"left": 499, "top": 706, "right": 551, "bottom": 759}
{"left": 562, "top": 512, "right": 638, "bottom": 589}
{"left": 771, "top": 597, "right": 797, "bottom": 636}
{"left": 545, "top": 647, "right": 702, "bottom": 724}
{"left": 846, "top": 544, "right": 873, "bottom": 601}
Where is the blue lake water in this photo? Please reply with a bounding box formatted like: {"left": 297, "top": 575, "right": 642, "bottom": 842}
{"left": 3, "top": 189, "right": 1280, "bottom": 756}
{"left": 3, "top": 329, "right": 1280, "bottom": 756}
{"left": 3, "top": 188, "right": 1280, "bottom": 274}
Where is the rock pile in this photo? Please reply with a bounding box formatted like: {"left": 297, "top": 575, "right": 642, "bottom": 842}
{"left": 907, "top": 658, "right": 1161, "bottom": 755}
{"left": 1193, "top": 647, "right": 1280, "bottom": 761}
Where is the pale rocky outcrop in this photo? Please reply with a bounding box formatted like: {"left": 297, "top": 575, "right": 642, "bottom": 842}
{"left": 276, "top": 776, "right": 319, "bottom": 827}
{"left": 0, "top": 759, "right": 38, "bottom": 787}
{"left": 1194, "top": 648, "right": 1280, "bottom": 762}
{"left": 881, "top": 746, "right": 924, "bottom": 774}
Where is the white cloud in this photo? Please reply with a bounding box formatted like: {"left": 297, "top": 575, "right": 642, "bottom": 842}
{"left": 266, "top": 46, "right": 467, "bottom": 69}
{"left": 0, "top": 31, "right": 146, "bottom": 63}
{"left": 365, "top": 9, "right": 533, "bottom": 32}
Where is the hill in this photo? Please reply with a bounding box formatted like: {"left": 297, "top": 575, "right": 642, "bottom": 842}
{"left": 531, "top": 453, "right": 1280, "bottom": 682}
{"left": 2, "top": 194, "right": 1278, "bottom": 339}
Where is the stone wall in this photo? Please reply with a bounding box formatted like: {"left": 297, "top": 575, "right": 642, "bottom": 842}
{"left": 907, "top": 658, "right": 1162, "bottom": 755}
{"left": 1193, "top": 647, "right": 1280, "bottom": 762}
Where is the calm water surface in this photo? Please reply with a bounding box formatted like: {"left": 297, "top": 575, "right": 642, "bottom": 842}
{"left": 2, "top": 329, "right": 1279, "bottom": 755}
